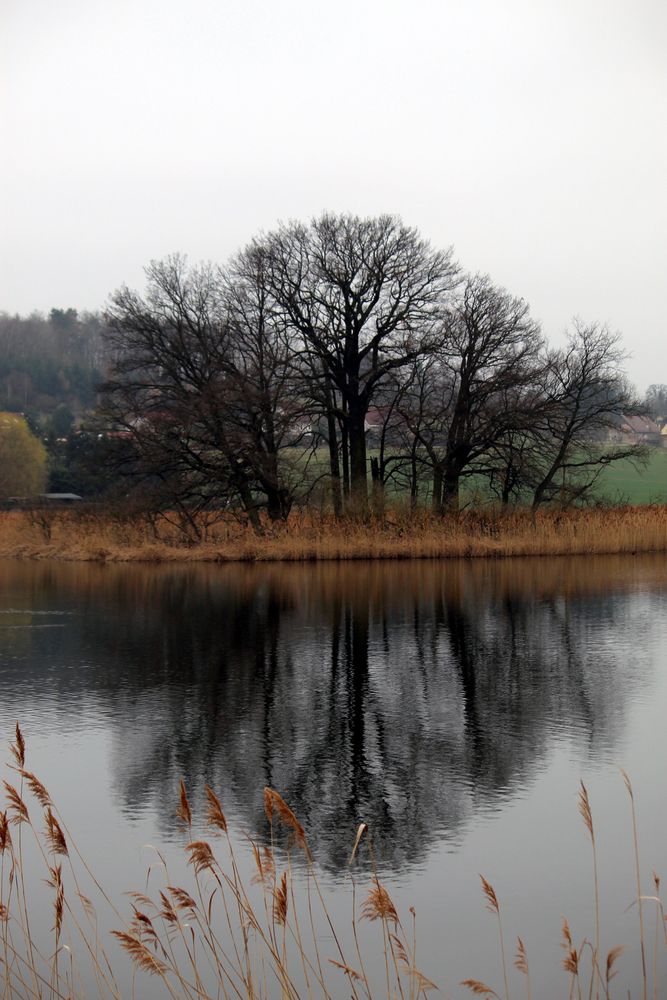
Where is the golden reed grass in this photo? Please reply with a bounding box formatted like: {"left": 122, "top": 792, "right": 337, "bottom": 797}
{"left": 0, "top": 723, "right": 665, "bottom": 999}
{"left": 1, "top": 504, "right": 667, "bottom": 563}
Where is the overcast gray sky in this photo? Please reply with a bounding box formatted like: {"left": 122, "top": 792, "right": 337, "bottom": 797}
{"left": 1, "top": 0, "right": 665, "bottom": 389}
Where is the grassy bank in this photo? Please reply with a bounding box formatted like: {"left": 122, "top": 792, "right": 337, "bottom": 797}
{"left": 1, "top": 504, "right": 667, "bottom": 563}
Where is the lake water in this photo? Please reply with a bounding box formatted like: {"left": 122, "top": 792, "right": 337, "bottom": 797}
{"left": 0, "top": 555, "right": 666, "bottom": 997}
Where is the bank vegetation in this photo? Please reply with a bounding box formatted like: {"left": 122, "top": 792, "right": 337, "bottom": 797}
{"left": 1, "top": 503, "right": 666, "bottom": 563}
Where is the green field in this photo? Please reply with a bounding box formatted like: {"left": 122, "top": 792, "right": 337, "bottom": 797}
{"left": 301, "top": 446, "right": 667, "bottom": 507}
{"left": 462, "top": 448, "right": 667, "bottom": 507}
{"left": 437, "top": 448, "right": 667, "bottom": 507}
{"left": 595, "top": 447, "right": 667, "bottom": 504}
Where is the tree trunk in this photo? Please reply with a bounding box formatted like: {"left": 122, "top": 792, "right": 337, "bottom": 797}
{"left": 531, "top": 483, "right": 547, "bottom": 510}
{"left": 370, "top": 456, "right": 384, "bottom": 517}
{"left": 237, "top": 480, "right": 263, "bottom": 534}
{"left": 431, "top": 466, "right": 443, "bottom": 515}
{"left": 410, "top": 441, "right": 419, "bottom": 510}
{"left": 442, "top": 469, "right": 460, "bottom": 511}
{"left": 326, "top": 405, "right": 343, "bottom": 518}
{"left": 501, "top": 482, "right": 511, "bottom": 507}
{"left": 266, "top": 485, "right": 290, "bottom": 522}
{"left": 341, "top": 410, "right": 350, "bottom": 500}
{"left": 501, "top": 465, "right": 513, "bottom": 507}
{"left": 348, "top": 404, "right": 368, "bottom": 513}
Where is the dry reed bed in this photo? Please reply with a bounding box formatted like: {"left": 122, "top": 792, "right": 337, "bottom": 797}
{"left": 0, "top": 725, "right": 664, "bottom": 999}
{"left": 1, "top": 505, "right": 667, "bottom": 564}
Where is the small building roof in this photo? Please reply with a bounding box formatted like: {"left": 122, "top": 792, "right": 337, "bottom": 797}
{"left": 620, "top": 414, "right": 661, "bottom": 435}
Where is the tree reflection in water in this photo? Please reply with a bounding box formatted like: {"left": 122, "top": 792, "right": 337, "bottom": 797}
{"left": 0, "top": 556, "right": 659, "bottom": 873}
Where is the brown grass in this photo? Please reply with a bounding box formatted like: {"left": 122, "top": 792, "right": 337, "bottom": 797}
{"left": 1, "top": 503, "right": 667, "bottom": 564}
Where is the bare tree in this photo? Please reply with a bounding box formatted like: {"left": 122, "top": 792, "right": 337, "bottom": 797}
{"left": 401, "top": 274, "right": 544, "bottom": 512}
{"left": 527, "top": 322, "right": 647, "bottom": 509}
{"left": 259, "top": 213, "right": 460, "bottom": 511}
{"left": 101, "top": 254, "right": 306, "bottom": 533}
{"left": 645, "top": 384, "right": 667, "bottom": 419}
{"left": 222, "top": 244, "right": 308, "bottom": 521}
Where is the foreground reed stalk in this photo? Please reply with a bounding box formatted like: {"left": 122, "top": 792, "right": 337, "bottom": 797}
{"left": 0, "top": 724, "right": 664, "bottom": 999}
{"left": 578, "top": 781, "right": 600, "bottom": 1000}
{"left": 621, "top": 770, "right": 648, "bottom": 1000}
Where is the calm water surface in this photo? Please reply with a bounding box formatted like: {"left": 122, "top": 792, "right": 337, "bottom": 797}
{"left": 0, "top": 555, "right": 665, "bottom": 996}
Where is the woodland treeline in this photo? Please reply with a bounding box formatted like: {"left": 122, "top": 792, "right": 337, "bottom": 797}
{"left": 99, "top": 213, "right": 647, "bottom": 530}
{"left": 0, "top": 309, "right": 106, "bottom": 431}
{"left": 2, "top": 213, "right": 663, "bottom": 522}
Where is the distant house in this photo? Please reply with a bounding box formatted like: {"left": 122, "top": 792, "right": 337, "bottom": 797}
{"left": 364, "top": 407, "right": 386, "bottom": 435}
{"left": 364, "top": 406, "right": 407, "bottom": 439}
{"left": 614, "top": 414, "right": 662, "bottom": 446}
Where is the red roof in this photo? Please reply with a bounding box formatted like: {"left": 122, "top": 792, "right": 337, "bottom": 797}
{"left": 620, "top": 414, "right": 661, "bottom": 435}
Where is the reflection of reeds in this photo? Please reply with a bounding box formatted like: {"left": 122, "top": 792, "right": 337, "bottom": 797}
{"left": 4, "top": 504, "right": 667, "bottom": 563}
{"left": 0, "top": 726, "right": 665, "bottom": 999}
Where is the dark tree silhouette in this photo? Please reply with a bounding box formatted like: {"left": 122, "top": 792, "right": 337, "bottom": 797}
{"left": 527, "top": 322, "right": 646, "bottom": 509}
{"left": 400, "top": 274, "right": 543, "bottom": 511}
{"left": 102, "top": 254, "right": 308, "bottom": 531}
{"left": 259, "top": 213, "right": 460, "bottom": 510}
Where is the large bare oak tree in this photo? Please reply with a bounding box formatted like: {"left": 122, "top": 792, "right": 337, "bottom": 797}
{"left": 259, "top": 213, "right": 460, "bottom": 510}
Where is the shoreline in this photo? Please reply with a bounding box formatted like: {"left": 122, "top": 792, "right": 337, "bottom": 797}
{"left": 1, "top": 504, "right": 667, "bottom": 564}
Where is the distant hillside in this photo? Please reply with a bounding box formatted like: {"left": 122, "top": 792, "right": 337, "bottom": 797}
{"left": 0, "top": 308, "right": 108, "bottom": 423}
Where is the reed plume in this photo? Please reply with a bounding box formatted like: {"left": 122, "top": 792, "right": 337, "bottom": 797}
{"left": 3, "top": 780, "right": 29, "bottom": 824}
{"left": 159, "top": 890, "right": 179, "bottom": 924}
{"left": 514, "top": 936, "right": 532, "bottom": 1000}
{"left": 10, "top": 722, "right": 25, "bottom": 768}
{"left": 514, "top": 936, "right": 528, "bottom": 974}
{"left": 328, "top": 958, "right": 364, "bottom": 982}
{"left": 18, "top": 770, "right": 51, "bottom": 808}
{"left": 251, "top": 842, "right": 276, "bottom": 887}
{"left": 578, "top": 781, "right": 600, "bottom": 998}
{"left": 263, "top": 787, "right": 307, "bottom": 850}
{"left": 130, "top": 905, "right": 161, "bottom": 949}
{"left": 0, "top": 810, "right": 10, "bottom": 852}
{"left": 361, "top": 880, "right": 398, "bottom": 924}
{"left": 185, "top": 840, "right": 216, "bottom": 876}
{"left": 562, "top": 947, "right": 580, "bottom": 976}
{"left": 272, "top": 871, "right": 288, "bottom": 926}
{"left": 479, "top": 875, "right": 509, "bottom": 1000}
{"left": 461, "top": 979, "right": 500, "bottom": 996}
{"left": 561, "top": 917, "right": 573, "bottom": 951}
{"left": 410, "top": 967, "right": 439, "bottom": 992}
{"left": 44, "top": 808, "right": 68, "bottom": 856}
{"left": 480, "top": 875, "right": 499, "bottom": 914}
{"left": 605, "top": 945, "right": 624, "bottom": 986}
{"left": 560, "top": 917, "right": 582, "bottom": 990}
{"left": 46, "top": 864, "right": 64, "bottom": 939}
{"left": 175, "top": 778, "right": 192, "bottom": 827}
{"left": 204, "top": 784, "right": 227, "bottom": 834}
{"left": 111, "top": 930, "right": 169, "bottom": 976}
{"left": 167, "top": 886, "right": 198, "bottom": 912}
